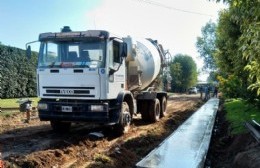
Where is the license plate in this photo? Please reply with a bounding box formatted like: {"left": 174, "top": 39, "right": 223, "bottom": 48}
{"left": 61, "top": 106, "right": 72, "bottom": 112}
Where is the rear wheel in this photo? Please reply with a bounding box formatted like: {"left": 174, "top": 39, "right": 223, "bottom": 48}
{"left": 149, "top": 99, "right": 160, "bottom": 122}
{"left": 50, "top": 121, "right": 71, "bottom": 132}
{"left": 160, "top": 96, "right": 167, "bottom": 118}
{"left": 114, "top": 102, "right": 131, "bottom": 135}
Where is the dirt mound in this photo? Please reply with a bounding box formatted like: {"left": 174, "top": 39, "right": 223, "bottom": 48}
{"left": 233, "top": 143, "right": 260, "bottom": 168}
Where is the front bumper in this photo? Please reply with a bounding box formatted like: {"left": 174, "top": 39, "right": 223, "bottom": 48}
{"left": 38, "top": 99, "right": 120, "bottom": 123}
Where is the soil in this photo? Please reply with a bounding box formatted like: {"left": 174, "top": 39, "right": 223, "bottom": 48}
{"left": 3, "top": 94, "right": 258, "bottom": 168}
{"left": 205, "top": 100, "right": 260, "bottom": 168}
{"left": 0, "top": 94, "right": 202, "bottom": 168}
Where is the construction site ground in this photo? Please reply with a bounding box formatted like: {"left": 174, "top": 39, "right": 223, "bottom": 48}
{"left": 1, "top": 94, "right": 258, "bottom": 168}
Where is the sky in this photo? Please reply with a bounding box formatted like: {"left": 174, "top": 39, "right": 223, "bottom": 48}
{"left": 0, "top": 0, "right": 226, "bottom": 81}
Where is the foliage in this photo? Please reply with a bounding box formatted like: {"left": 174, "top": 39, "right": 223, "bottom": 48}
{"left": 217, "top": 75, "right": 247, "bottom": 98}
{"left": 0, "top": 44, "right": 37, "bottom": 98}
{"left": 245, "top": 60, "right": 260, "bottom": 95}
{"left": 213, "top": 0, "right": 260, "bottom": 97}
{"left": 215, "top": 10, "right": 243, "bottom": 74}
{"left": 240, "top": 21, "right": 260, "bottom": 95}
{"left": 225, "top": 98, "right": 260, "bottom": 135}
{"left": 170, "top": 62, "right": 182, "bottom": 91}
{"left": 196, "top": 21, "right": 217, "bottom": 71}
{"left": 207, "top": 71, "right": 219, "bottom": 83}
{"left": 169, "top": 54, "right": 197, "bottom": 92}
{"left": 214, "top": 10, "right": 251, "bottom": 99}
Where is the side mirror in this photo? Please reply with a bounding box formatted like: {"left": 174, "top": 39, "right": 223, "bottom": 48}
{"left": 26, "top": 45, "right": 32, "bottom": 60}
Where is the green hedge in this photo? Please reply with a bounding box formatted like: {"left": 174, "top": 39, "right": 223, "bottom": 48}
{"left": 0, "top": 45, "right": 38, "bottom": 98}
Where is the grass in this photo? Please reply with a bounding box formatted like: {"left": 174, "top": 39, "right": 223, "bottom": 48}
{"left": 0, "top": 111, "right": 19, "bottom": 117}
{"left": 225, "top": 99, "right": 260, "bottom": 135}
{"left": 0, "top": 97, "right": 39, "bottom": 108}
{"left": 167, "top": 92, "right": 175, "bottom": 96}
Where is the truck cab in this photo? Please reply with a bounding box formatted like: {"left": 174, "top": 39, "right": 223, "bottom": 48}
{"left": 36, "top": 27, "right": 133, "bottom": 134}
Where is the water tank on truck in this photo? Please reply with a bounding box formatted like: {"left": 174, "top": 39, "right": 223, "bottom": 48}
{"left": 123, "top": 37, "right": 166, "bottom": 91}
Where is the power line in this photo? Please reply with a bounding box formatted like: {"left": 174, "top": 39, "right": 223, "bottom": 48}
{"left": 133, "top": 0, "right": 213, "bottom": 17}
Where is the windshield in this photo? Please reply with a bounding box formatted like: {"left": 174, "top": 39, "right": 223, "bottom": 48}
{"left": 38, "top": 40, "right": 106, "bottom": 68}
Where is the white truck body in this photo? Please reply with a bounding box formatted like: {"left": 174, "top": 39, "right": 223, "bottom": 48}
{"left": 32, "top": 27, "right": 168, "bottom": 134}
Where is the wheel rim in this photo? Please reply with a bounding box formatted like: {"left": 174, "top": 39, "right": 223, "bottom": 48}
{"left": 155, "top": 102, "right": 160, "bottom": 119}
{"left": 122, "top": 102, "right": 131, "bottom": 133}
{"left": 123, "top": 111, "right": 131, "bottom": 126}
{"left": 161, "top": 97, "right": 167, "bottom": 117}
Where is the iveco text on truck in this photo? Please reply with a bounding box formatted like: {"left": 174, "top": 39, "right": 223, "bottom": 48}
{"left": 27, "top": 26, "right": 169, "bottom": 135}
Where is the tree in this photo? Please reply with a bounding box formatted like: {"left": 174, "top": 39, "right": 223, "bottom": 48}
{"left": 206, "top": 0, "right": 260, "bottom": 108}
{"left": 0, "top": 44, "right": 37, "bottom": 98}
{"left": 214, "top": 9, "right": 250, "bottom": 98}
{"left": 196, "top": 21, "right": 217, "bottom": 71}
{"left": 170, "top": 54, "right": 197, "bottom": 92}
{"left": 170, "top": 62, "right": 182, "bottom": 92}
{"left": 233, "top": 0, "right": 260, "bottom": 95}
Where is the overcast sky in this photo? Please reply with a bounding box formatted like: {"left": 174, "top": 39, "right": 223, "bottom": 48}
{"left": 0, "top": 0, "right": 226, "bottom": 80}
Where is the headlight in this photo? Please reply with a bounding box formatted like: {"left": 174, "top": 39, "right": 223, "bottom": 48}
{"left": 38, "top": 103, "right": 48, "bottom": 110}
{"left": 90, "top": 105, "right": 104, "bottom": 112}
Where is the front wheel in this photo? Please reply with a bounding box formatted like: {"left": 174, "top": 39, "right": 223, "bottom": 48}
{"left": 114, "top": 102, "right": 132, "bottom": 135}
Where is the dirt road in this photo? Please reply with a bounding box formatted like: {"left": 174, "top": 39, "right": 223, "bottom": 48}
{"left": 0, "top": 94, "right": 202, "bottom": 168}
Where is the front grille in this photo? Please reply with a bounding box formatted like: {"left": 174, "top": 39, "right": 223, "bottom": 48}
{"left": 42, "top": 86, "right": 95, "bottom": 97}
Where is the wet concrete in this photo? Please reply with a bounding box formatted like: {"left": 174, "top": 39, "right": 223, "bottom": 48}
{"left": 136, "top": 98, "right": 219, "bottom": 168}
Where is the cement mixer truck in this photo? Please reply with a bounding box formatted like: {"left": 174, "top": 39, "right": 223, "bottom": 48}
{"left": 27, "top": 26, "right": 169, "bottom": 135}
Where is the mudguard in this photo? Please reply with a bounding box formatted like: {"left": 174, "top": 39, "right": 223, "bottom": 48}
{"left": 112, "top": 91, "right": 135, "bottom": 123}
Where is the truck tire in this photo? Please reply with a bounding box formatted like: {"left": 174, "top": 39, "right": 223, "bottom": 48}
{"left": 160, "top": 96, "right": 167, "bottom": 118}
{"left": 149, "top": 99, "right": 160, "bottom": 122}
{"left": 50, "top": 121, "right": 71, "bottom": 132}
{"left": 141, "top": 101, "right": 150, "bottom": 122}
{"left": 114, "top": 102, "right": 131, "bottom": 135}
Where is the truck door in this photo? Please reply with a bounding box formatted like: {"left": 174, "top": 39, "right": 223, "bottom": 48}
{"left": 107, "top": 39, "right": 126, "bottom": 99}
